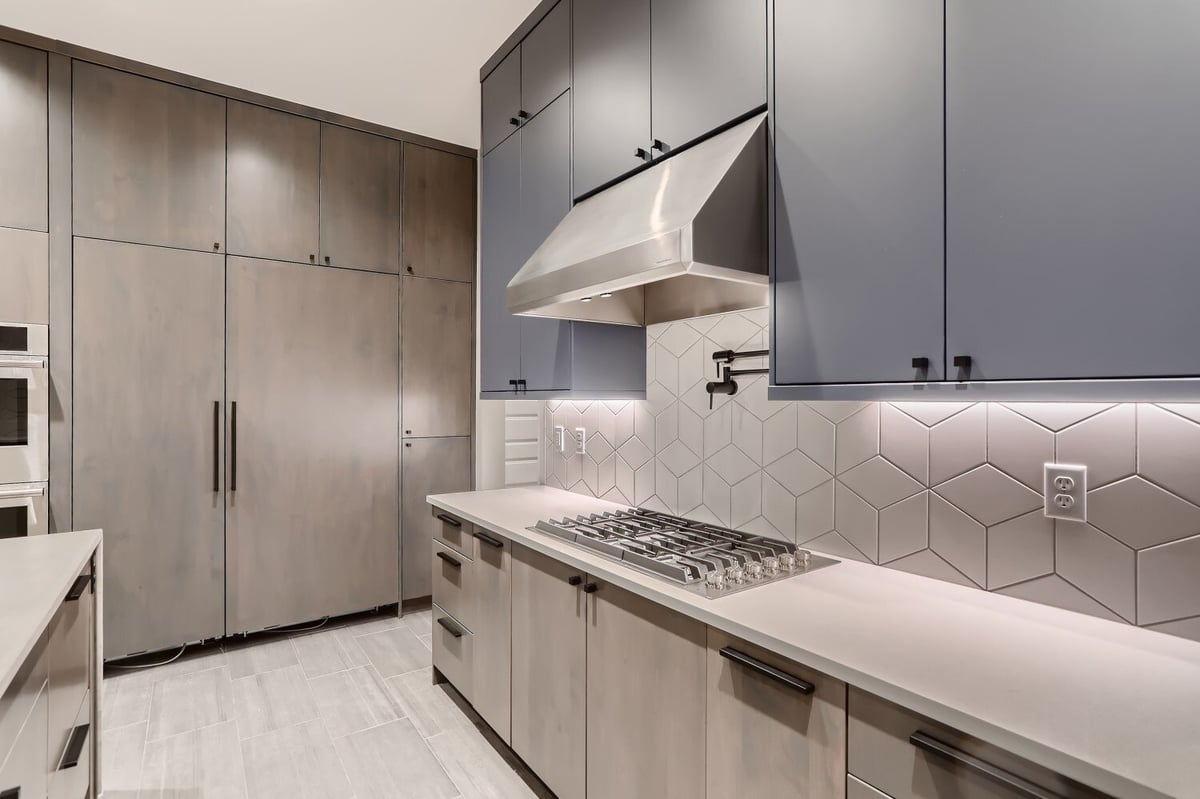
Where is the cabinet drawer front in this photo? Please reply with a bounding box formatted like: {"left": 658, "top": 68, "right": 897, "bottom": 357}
{"left": 430, "top": 507, "right": 473, "bottom": 558}
{"left": 0, "top": 631, "right": 46, "bottom": 770}
{"left": 0, "top": 228, "right": 49, "bottom": 326}
{"left": 49, "top": 688, "right": 90, "bottom": 799}
{"left": 432, "top": 540, "right": 474, "bottom": 631}
{"left": 432, "top": 604, "right": 473, "bottom": 702}
{"left": 706, "top": 628, "right": 846, "bottom": 799}
{"left": 848, "top": 688, "right": 1110, "bottom": 799}
{"left": 0, "top": 685, "right": 47, "bottom": 799}
{"left": 48, "top": 566, "right": 93, "bottom": 774}
{"left": 849, "top": 774, "right": 893, "bottom": 799}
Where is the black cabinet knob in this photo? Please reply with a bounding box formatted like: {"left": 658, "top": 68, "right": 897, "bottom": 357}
{"left": 309, "top": 254, "right": 315, "bottom": 262}
{"left": 635, "top": 147, "right": 650, "bottom": 160}
{"left": 509, "top": 117, "right": 520, "bottom": 126}
{"left": 518, "top": 110, "right": 530, "bottom": 120}
{"left": 912, "top": 357, "right": 930, "bottom": 370}
{"left": 583, "top": 582, "right": 598, "bottom": 594}
{"left": 651, "top": 139, "right": 668, "bottom": 153}
{"left": 953, "top": 355, "right": 973, "bottom": 369}
{"left": 324, "top": 255, "right": 331, "bottom": 264}
{"left": 568, "top": 575, "right": 583, "bottom": 586}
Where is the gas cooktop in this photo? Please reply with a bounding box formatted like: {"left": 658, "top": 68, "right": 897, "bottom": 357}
{"left": 529, "top": 507, "right": 837, "bottom": 598}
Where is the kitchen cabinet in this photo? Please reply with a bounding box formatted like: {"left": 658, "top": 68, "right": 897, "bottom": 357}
{"left": 773, "top": 0, "right": 944, "bottom": 386}
{"left": 400, "top": 436, "right": 472, "bottom": 601}
{"left": 47, "top": 563, "right": 93, "bottom": 780}
{"left": 402, "top": 276, "right": 473, "bottom": 438}
{"left": 469, "top": 527, "right": 512, "bottom": 743}
{"left": 479, "top": 130, "right": 524, "bottom": 393}
{"left": 226, "top": 258, "right": 399, "bottom": 634}
{"left": 73, "top": 63, "right": 226, "bottom": 253}
{"left": 1, "top": 634, "right": 47, "bottom": 799}
{"left": 0, "top": 688, "right": 48, "bottom": 799}
{"left": 706, "top": 628, "right": 846, "bottom": 799}
{"left": 319, "top": 123, "right": 401, "bottom": 274}
{"left": 481, "top": 1, "right": 569, "bottom": 156}
{"left": 586, "top": 580, "right": 706, "bottom": 799}
{"left": 848, "top": 687, "right": 1108, "bottom": 798}
{"left": 401, "top": 144, "right": 476, "bottom": 282}
{"left": 0, "top": 41, "right": 48, "bottom": 232}
{"left": 649, "top": 0, "right": 766, "bottom": 153}
{"left": 946, "top": 0, "right": 1200, "bottom": 381}
{"left": 72, "top": 238, "right": 226, "bottom": 659}
{"left": 226, "top": 101, "right": 320, "bottom": 265}
{"left": 0, "top": 227, "right": 48, "bottom": 325}
{"left": 511, "top": 544, "right": 587, "bottom": 799}
{"left": 572, "top": 0, "right": 650, "bottom": 198}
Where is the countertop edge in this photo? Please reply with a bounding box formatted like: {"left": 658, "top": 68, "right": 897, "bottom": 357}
{"left": 0, "top": 530, "right": 102, "bottom": 697}
{"left": 428, "top": 492, "right": 1177, "bottom": 799}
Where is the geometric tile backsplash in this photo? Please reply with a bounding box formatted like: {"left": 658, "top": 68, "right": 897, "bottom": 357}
{"left": 544, "top": 309, "right": 1200, "bottom": 644}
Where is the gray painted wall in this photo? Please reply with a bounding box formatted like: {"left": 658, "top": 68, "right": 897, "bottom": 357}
{"left": 543, "top": 309, "right": 1200, "bottom": 643}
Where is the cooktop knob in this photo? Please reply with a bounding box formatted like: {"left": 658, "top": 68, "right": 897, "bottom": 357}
{"left": 778, "top": 552, "right": 796, "bottom": 571}
{"left": 726, "top": 565, "right": 745, "bottom": 584}
{"left": 745, "top": 561, "right": 763, "bottom": 579}
{"left": 762, "top": 556, "right": 779, "bottom": 575}
{"left": 797, "top": 549, "right": 812, "bottom": 567}
{"left": 706, "top": 571, "right": 726, "bottom": 591}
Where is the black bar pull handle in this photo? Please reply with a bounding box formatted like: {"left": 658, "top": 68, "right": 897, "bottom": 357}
{"left": 582, "top": 582, "right": 598, "bottom": 594}
{"left": 567, "top": 575, "right": 583, "bottom": 586}
{"left": 59, "top": 723, "right": 90, "bottom": 769}
{"left": 436, "top": 513, "right": 462, "bottom": 528}
{"left": 213, "top": 400, "right": 220, "bottom": 491}
{"left": 635, "top": 147, "right": 650, "bottom": 160}
{"left": 437, "top": 616, "right": 464, "bottom": 638}
{"left": 719, "top": 646, "right": 814, "bottom": 695}
{"left": 651, "top": 138, "right": 668, "bottom": 153}
{"left": 0, "top": 787, "right": 19, "bottom": 799}
{"left": 436, "top": 551, "right": 462, "bottom": 569}
{"left": 474, "top": 531, "right": 504, "bottom": 549}
{"left": 65, "top": 574, "right": 92, "bottom": 602}
{"left": 230, "top": 401, "right": 238, "bottom": 492}
{"left": 909, "top": 732, "right": 1063, "bottom": 799}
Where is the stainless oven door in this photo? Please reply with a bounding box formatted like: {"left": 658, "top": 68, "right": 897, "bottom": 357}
{"left": 0, "top": 482, "right": 47, "bottom": 538}
{"left": 0, "top": 352, "right": 49, "bottom": 484}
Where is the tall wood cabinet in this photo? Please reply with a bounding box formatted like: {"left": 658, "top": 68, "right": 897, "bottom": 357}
{"left": 318, "top": 124, "right": 401, "bottom": 274}
{"left": 0, "top": 41, "right": 48, "bottom": 233}
{"left": 402, "top": 144, "right": 477, "bottom": 282}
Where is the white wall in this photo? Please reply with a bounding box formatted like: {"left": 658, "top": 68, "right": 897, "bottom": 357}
{"left": 0, "top": 0, "right": 542, "bottom": 148}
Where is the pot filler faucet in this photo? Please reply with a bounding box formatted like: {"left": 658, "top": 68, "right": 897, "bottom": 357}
{"left": 706, "top": 348, "right": 769, "bottom": 409}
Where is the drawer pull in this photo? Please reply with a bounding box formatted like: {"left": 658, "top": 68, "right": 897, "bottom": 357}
{"left": 437, "top": 616, "right": 465, "bottom": 638}
{"left": 59, "top": 723, "right": 90, "bottom": 770}
{"left": 474, "top": 531, "right": 504, "bottom": 549}
{"left": 909, "top": 732, "right": 1063, "bottom": 799}
{"left": 436, "top": 513, "right": 463, "bottom": 528}
{"left": 0, "top": 788, "right": 19, "bottom": 799}
{"left": 719, "top": 646, "right": 814, "bottom": 695}
{"left": 66, "top": 574, "right": 92, "bottom": 601}
{"left": 436, "top": 551, "right": 462, "bottom": 569}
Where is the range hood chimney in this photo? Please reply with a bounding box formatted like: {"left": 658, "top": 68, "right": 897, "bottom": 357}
{"left": 506, "top": 112, "right": 769, "bottom": 326}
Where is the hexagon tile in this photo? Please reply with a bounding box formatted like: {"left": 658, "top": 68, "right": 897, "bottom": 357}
{"left": 539, "top": 312, "right": 1200, "bottom": 643}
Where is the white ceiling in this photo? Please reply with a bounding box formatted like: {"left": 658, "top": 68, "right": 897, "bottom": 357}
{"left": 0, "top": 0, "right": 543, "bottom": 150}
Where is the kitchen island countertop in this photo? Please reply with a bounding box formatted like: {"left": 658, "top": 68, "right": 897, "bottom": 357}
{"left": 429, "top": 486, "right": 1200, "bottom": 799}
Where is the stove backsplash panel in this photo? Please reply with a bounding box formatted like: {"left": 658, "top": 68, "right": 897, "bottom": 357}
{"left": 543, "top": 309, "right": 1200, "bottom": 643}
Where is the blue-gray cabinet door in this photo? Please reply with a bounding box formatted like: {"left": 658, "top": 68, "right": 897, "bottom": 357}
{"left": 572, "top": 0, "right": 651, "bottom": 198}
{"left": 650, "top": 0, "right": 766, "bottom": 152}
{"left": 946, "top": 0, "right": 1200, "bottom": 380}
{"left": 521, "top": 0, "right": 570, "bottom": 120}
{"left": 519, "top": 94, "right": 574, "bottom": 392}
{"left": 774, "top": 0, "right": 945, "bottom": 386}
{"left": 482, "top": 47, "right": 521, "bottom": 156}
{"left": 480, "top": 130, "right": 524, "bottom": 393}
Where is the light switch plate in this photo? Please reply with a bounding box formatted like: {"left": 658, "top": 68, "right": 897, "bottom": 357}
{"left": 1044, "top": 463, "right": 1087, "bottom": 522}
{"left": 553, "top": 426, "right": 566, "bottom": 454}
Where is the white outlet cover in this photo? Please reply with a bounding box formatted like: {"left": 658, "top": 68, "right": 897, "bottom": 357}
{"left": 1044, "top": 463, "right": 1087, "bottom": 522}
{"left": 575, "top": 427, "right": 587, "bottom": 455}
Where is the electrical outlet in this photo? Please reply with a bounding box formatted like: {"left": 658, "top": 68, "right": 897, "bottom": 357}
{"left": 575, "top": 427, "right": 587, "bottom": 456}
{"left": 1044, "top": 463, "right": 1087, "bottom": 522}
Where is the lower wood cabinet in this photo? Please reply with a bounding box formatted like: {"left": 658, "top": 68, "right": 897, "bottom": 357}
{"left": 0, "top": 686, "right": 48, "bottom": 799}
{"left": 706, "top": 627, "right": 847, "bottom": 799}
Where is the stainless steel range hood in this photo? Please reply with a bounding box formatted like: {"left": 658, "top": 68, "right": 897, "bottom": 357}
{"left": 507, "top": 112, "right": 769, "bottom": 326}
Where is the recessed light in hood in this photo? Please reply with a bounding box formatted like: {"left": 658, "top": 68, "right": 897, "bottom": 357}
{"left": 506, "top": 112, "right": 770, "bottom": 326}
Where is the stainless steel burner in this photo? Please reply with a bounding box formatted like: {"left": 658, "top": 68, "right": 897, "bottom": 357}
{"left": 530, "top": 508, "right": 837, "bottom": 598}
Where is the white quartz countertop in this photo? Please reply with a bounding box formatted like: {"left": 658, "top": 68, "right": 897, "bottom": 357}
{"left": 429, "top": 486, "right": 1200, "bottom": 799}
{"left": 0, "top": 530, "right": 101, "bottom": 697}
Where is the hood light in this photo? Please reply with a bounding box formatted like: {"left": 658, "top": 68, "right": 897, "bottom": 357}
{"left": 580, "top": 296, "right": 593, "bottom": 303}
{"left": 599, "top": 292, "right": 613, "bottom": 298}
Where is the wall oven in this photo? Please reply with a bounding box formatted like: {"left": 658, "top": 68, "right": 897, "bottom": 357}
{"left": 0, "top": 482, "right": 47, "bottom": 538}
{"left": 0, "top": 323, "right": 49, "bottom": 485}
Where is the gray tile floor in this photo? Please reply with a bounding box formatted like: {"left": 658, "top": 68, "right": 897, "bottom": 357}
{"left": 100, "top": 609, "right": 552, "bottom": 799}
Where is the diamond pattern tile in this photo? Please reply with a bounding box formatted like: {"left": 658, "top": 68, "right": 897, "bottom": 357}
{"left": 538, "top": 311, "right": 1200, "bottom": 642}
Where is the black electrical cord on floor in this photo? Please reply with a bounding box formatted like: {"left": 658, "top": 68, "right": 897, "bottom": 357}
{"left": 107, "top": 643, "right": 188, "bottom": 670}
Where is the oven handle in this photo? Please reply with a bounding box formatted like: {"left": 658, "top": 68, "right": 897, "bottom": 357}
{"left": 0, "top": 485, "right": 46, "bottom": 500}
{"left": 0, "top": 356, "right": 46, "bottom": 369}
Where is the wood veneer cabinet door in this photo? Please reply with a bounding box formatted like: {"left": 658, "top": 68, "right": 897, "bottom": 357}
{"left": 319, "top": 123, "right": 401, "bottom": 274}
{"left": 73, "top": 62, "right": 226, "bottom": 252}
{"left": 585, "top": 581, "right": 707, "bottom": 799}
{"left": 226, "top": 258, "right": 399, "bottom": 633}
{"left": 706, "top": 627, "right": 847, "bottom": 799}
{"left": 470, "top": 529, "right": 512, "bottom": 743}
{"left": 0, "top": 40, "right": 48, "bottom": 232}
{"left": 510, "top": 544, "right": 586, "bottom": 799}
{"left": 226, "top": 101, "right": 320, "bottom": 265}
{"left": 401, "top": 275, "right": 473, "bottom": 438}
{"left": 401, "top": 144, "right": 476, "bottom": 283}
{"left": 72, "top": 238, "right": 226, "bottom": 659}
{"left": 400, "top": 436, "right": 472, "bottom": 601}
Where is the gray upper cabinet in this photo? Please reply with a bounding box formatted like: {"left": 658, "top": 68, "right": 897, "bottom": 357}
{"left": 481, "top": 48, "right": 522, "bottom": 156}
{"left": 572, "top": 0, "right": 651, "bottom": 198}
{"left": 773, "top": 0, "right": 945, "bottom": 386}
{"left": 650, "top": 0, "right": 766, "bottom": 152}
{"left": 0, "top": 41, "right": 48, "bottom": 233}
{"left": 520, "top": 1, "right": 570, "bottom": 120}
{"left": 480, "top": 131, "right": 524, "bottom": 393}
{"left": 73, "top": 63, "right": 226, "bottom": 253}
{"left": 226, "top": 102, "right": 320, "bottom": 265}
{"left": 402, "top": 275, "right": 473, "bottom": 438}
{"left": 319, "top": 123, "right": 401, "bottom": 274}
{"left": 402, "top": 144, "right": 476, "bottom": 282}
{"left": 946, "top": 0, "right": 1200, "bottom": 381}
